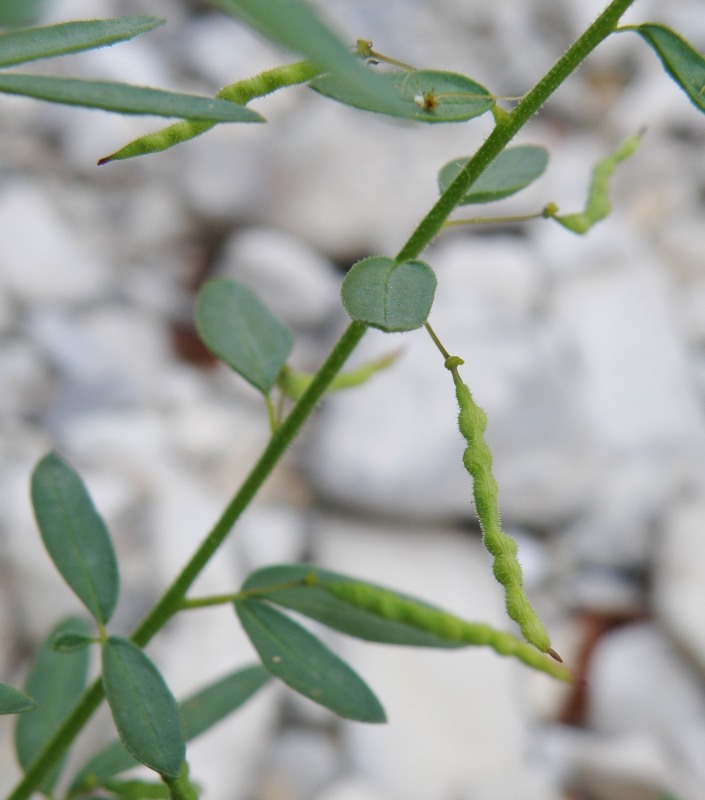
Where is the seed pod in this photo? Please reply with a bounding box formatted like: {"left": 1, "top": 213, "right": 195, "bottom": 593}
{"left": 446, "top": 358, "right": 555, "bottom": 656}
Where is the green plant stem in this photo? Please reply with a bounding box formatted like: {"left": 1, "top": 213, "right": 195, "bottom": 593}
{"left": 442, "top": 210, "right": 546, "bottom": 228}
{"left": 395, "top": 0, "right": 637, "bottom": 263}
{"left": 8, "top": 322, "right": 367, "bottom": 800}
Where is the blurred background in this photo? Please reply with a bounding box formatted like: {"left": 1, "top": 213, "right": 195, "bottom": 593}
{"left": 1, "top": 0, "right": 705, "bottom": 798}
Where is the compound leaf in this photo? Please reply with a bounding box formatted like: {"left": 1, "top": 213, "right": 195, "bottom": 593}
{"left": 628, "top": 24, "right": 705, "bottom": 113}
{"left": 31, "top": 452, "right": 119, "bottom": 625}
{"left": 438, "top": 144, "right": 549, "bottom": 204}
{"left": 15, "top": 617, "right": 91, "bottom": 793}
{"left": 195, "top": 278, "right": 293, "bottom": 394}
{"left": 235, "top": 599, "right": 386, "bottom": 722}
{"left": 0, "top": 17, "right": 164, "bottom": 68}
{"left": 311, "top": 69, "right": 494, "bottom": 123}
{"left": 341, "top": 256, "right": 436, "bottom": 332}
{"left": 0, "top": 74, "right": 264, "bottom": 122}
{"left": 102, "top": 637, "right": 185, "bottom": 779}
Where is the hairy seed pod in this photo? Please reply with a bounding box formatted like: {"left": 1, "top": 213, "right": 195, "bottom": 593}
{"left": 325, "top": 582, "right": 571, "bottom": 680}
{"left": 446, "top": 358, "right": 555, "bottom": 656}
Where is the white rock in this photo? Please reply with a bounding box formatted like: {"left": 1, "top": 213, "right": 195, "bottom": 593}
{"left": 259, "top": 729, "right": 341, "bottom": 800}
{"left": 548, "top": 240, "right": 705, "bottom": 455}
{"left": 654, "top": 497, "right": 705, "bottom": 673}
{"left": 313, "top": 778, "right": 386, "bottom": 800}
{"left": 587, "top": 621, "right": 705, "bottom": 793}
{"left": 0, "top": 181, "right": 111, "bottom": 304}
{"left": 216, "top": 227, "right": 342, "bottom": 331}
{"left": 234, "top": 504, "right": 308, "bottom": 574}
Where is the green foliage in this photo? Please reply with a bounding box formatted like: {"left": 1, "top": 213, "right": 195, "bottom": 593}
{"left": 241, "top": 565, "right": 572, "bottom": 680}
{"left": 627, "top": 24, "right": 705, "bottom": 113}
{"left": 438, "top": 145, "right": 549, "bottom": 204}
{"left": 0, "top": 685, "right": 35, "bottom": 716}
{"left": 102, "top": 638, "right": 185, "bottom": 779}
{"left": 31, "top": 452, "right": 120, "bottom": 625}
{"left": 235, "top": 598, "right": 386, "bottom": 722}
{"left": 70, "top": 665, "right": 270, "bottom": 791}
{"left": 15, "top": 617, "right": 91, "bottom": 793}
{"left": 311, "top": 68, "right": 495, "bottom": 122}
{"left": 195, "top": 278, "right": 293, "bottom": 395}
{"left": 0, "top": 17, "right": 164, "bottom": 67}
{"left": 341, "top": 257, "right": 437, "bottom": 332}
{"left": 5, "top": 0, "right": 704, "bottom": 796}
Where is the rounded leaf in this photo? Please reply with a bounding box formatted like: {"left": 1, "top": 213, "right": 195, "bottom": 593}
{"left": 31, "top": 452, "right": 119, "bottom": 624}
{"left": 438, "top": 145, "right": 549, "bottom": 204}
{"left": 102, "top": 637, "right": 185, "bottom": 778}
{"left": 195, "top": 278, "right": 293, "bottom": 394}
{"left": 235, "top": 599, "right": 386, "bottom": 723}
{"left": 311, "top": 69, "right": 495, "bottom": 123}
{"left": 341, "top": 256, "right": 436, "bottom": 332}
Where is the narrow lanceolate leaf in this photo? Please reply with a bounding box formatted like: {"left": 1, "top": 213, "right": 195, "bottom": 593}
{"left": 438, "top": 145, "right": 549, "bottom": 204}
{"left": 212, "top": 0, "right": 403, "bottom": 115}
{"left": 341, "top": 256, "right": 436, "bottom": 332}
{"left": 311, "top": 69, "right": 495, "bottom": 123}
{"left": 0, "top": 74, "right": 264, "bottom": 122}
{"left": 553, "top": 131, "right": 643, "bottom": 234}
{"left": 70, "top": 664, "right": 270, "bottom": 790}
{"left": 195, "top": 278, "right": 293, "bottom": 395}
{"left": 15, "top": 617, "right": 91, "bottom": 793}
{"left": 0, "top": 684, "right": 35, "bottom": 715}
{"left": 31, "top": 452, "right": 119, "bottom": 624}
{"left": 235, "top": 599, "right": 386, "bottom": 722}
{"left": 627, "top": 24, "right": 705, "bottom": 114}
{"left": 102, "top": 637, "right": 185, "bottom": 778}
{"left": 0, "top": 17, "right": 165, "bottom": 69}
{"left": 242, "top": 564, "right": 463, "bottom": 648}
{"left": 241, "top": 565, "right": 572, "bottom": 681}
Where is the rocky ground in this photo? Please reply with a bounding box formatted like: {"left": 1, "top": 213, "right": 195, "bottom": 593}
{"left": 1, "top": 1, "right": 705, "bottom": 798}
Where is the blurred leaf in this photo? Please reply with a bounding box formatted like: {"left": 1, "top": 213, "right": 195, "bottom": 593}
{"left": 15, "top": 616, "right": 91, "bottom": 794}
{"left": 0, "top": 74, "right": 264, "bottom": 121}
{"left": 553, "top": 131, "right": 643, "bottom": 233}
{"left": 31, "top": 452, "right": 120, "bottom": 624}
{"left": 70, "top": 664, "right": 269, "bottom": 790}
{"left": 311, "top": 68, "right": 495, "bottom": 123}
{"left": 51, "top": 631, "right": 96, "bottom": 652}
{"left": 0, "top": 684, "right": 35, "bottom": 715}
{"left": 628, "top": 24, "right": 705, "bottom": 113}
{"left": 278, "top": 351, "right": 399, "bottom": 401}
{"left": 102, "top": 779, "right": 169, "bottom": 798}
{"left": 235, "top": 599, "right": 386, "bottom": 722}
{"left": 0, "top": 17, "right": 164, "bottom": 68}
{"left": 242, "top": 564, "right": 463, "bottom": 648}
{"left": 341, "top": 256, "right": 436, "bottom": 332}
{"left": 0, "top": 0, "right": 48, "bottom": 27}
{"left": 102, "top": 637, "right": 185, "bottom": 778}
{"left": 212, "top": 0, "right": 403, "bottom": 114}
{"left": 438, "top": 145, "right": 549, "bottom": 204}
{"left": 195, "top": 278, "right": 293, "bottom": 394}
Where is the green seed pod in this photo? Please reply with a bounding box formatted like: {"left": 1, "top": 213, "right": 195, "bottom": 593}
{"left": 325, "top": 582, "right": 571, "bottom": 681}
{"left": 449, "top": 366, "right": 555, "bottom": 656}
